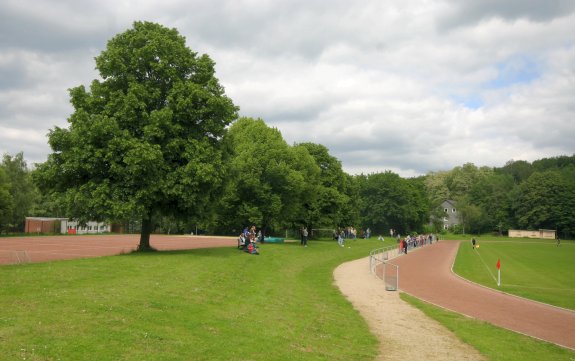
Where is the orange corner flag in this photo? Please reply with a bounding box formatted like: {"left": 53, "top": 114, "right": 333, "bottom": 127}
{"left": 496, "top": 258, "right": 501, "bottom": 270}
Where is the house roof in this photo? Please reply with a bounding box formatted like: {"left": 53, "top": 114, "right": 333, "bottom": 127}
{"left": 442, "top": 199, "right": 456, "bottom": 207}
{"left": 25, "top": 217, "right": 68, "bottom": 221}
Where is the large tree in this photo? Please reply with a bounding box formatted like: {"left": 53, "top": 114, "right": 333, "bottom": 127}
{"left": 36, "top": 22, "right": 237, "bottom": 250}
{"left": 294, "top": 143, "right": 350, "bottom": 230}
{"left": 215, "top": 117, "right": 318, "bottom": 234}
{"left": 513, "top": 170, "right": 575, "bottom": 237}
{"left": 358, "top": 171, "right": 428, "bottom": 235}
{"left": 1, "top": 153, "right": 39, "bottom": 232}
{"left": 467, "top": 172, "right": 515, "bottom": 234}
{"left": 0, "top": 165, "right": 13, "bottom": 232}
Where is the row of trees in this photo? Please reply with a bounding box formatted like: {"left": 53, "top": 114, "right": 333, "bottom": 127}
{"left": 5, "top": 145, "right": 574, "bottom": 239}
{"left": 3, "top": 149, "right": 575, "bottom": 240}
{"left": 2, "top": 22, "right": 573, "bottom": 248}
{"left": 426, "top": 157, "right": 575, "bottom": 238}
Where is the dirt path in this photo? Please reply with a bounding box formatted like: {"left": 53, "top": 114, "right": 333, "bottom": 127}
{"left": 391, "top": 241, "right": 575, "bottom": 350}
{"left": 334, "top": 257, "right": 485, "bottom": 360}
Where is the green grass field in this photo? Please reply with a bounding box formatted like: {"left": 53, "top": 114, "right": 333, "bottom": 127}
{"left": 2, "top": 235, "right": 574, "bottom": 360}
{"left": 452, "top": 237, "right": 575, "bottom": 310}
{"left": 0, "top": 238, "right": 387, "bottom": 361}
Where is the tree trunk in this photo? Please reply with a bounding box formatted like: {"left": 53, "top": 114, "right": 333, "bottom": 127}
{"left": 138, "top": 214, "right": 154, "bottom": 251}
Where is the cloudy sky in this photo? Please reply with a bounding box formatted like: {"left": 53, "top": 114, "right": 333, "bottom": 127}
{"left": 1, "top": 0, "right": 574, "bottom": 177}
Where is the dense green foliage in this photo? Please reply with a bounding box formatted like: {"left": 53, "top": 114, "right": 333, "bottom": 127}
{"left": 426, "top": 158, "right": 575, "bottom": 237}
{"left": 356, "top": 172, "right": 428, "bottom": 235}
{"left": 6, "top": 148, "right": 575, "bottom": 238}
{"left": 214, "top": 117, "right": 319, "bottom": 234}
{"left": 33, "top": 22, "right": 238, "bottom": 248}
{"left": 0, "top": 153, "right": 42, "bottom": 233}
{"left": 295, "top": 142, "right": 358, "bottom": 231}
{"left": 0, "top": 239, "right": 383, "bottom": 360}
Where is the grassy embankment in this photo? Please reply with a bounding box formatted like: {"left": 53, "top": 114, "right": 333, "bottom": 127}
{"left": 1, "top": 237, "right": 384, "bottom": 360}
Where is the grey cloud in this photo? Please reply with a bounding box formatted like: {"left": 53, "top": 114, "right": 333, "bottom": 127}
{"left": 0, "top": 2, "right": 117, "bottom": 53}
{"left": 1, "top": 0, "right": 574, "bottom": 177}
{"left": 177, "top": 0, "right": 384, "bottom": 60}
{"left": 439, "top": 0, "right": 575, "bottom": 30}
{"left": 0, "top": 130, "right": 50, "bottom": 164}
{"left": 0, "top": 60, "right": 29, "bottom": 90}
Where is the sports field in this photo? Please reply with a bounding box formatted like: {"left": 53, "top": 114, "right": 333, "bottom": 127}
{"left": 453, "top": 238, "right": 575, "bottom": 311}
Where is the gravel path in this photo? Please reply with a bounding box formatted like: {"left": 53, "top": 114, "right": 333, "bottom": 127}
{"left": 334, "top": 256, "right": 485, "bottom": 360}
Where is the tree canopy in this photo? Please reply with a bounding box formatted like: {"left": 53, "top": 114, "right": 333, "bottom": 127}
{"left": 214, "top": 117, "right": 317, "bottom": 234}
{"left": 0, "top": 153, "right": 38, "bottom": 233}
{"left": 35, "top": 21, "right": 238, "bottom": 249}
{"left": 357, "top": 172, "right": 428, "bottom": 235}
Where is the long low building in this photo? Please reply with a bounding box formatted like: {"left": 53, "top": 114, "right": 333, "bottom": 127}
{"left": 25, "top": 217, "right": 111, "bottom": 234}
{"left": 508, "top": 229, "right": 556, "bottom": 239}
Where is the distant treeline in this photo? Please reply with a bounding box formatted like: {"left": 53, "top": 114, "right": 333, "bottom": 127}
{"left": 2, "top": 140, "right": 574, "bottom": 238}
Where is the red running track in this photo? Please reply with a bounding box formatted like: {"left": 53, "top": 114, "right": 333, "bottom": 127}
{"left": 0, "top": 234, "right": 237, "bottom": 265}
{"left": 391, "top": 241, "right": 575, "bottom": 350}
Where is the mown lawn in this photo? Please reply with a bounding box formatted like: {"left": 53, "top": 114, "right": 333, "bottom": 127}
{"left": 3, "top": 235, "right": 574, "bottom": 360}
{"left": 452, "top": 237, "right": 575, "bottom": 310}
{"left": 0, "top": 237, "right": 385, "bottom": 361}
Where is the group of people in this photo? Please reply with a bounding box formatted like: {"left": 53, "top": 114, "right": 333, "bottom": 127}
{"left": 333, "top": 227, "right": 371, "bottom": 241}
{"left": 331, "top": 227, "right": 372, "bottom": 247}
{"left": 238, "top": 225, "right": 261, "bottom": 255}
{"left": 399, "top": 234, "right": 436, "bottom": 254}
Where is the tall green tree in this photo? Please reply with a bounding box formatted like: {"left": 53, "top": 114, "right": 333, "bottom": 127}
{"left": 453, "top": 195, "right": 488, "bottom": 234}
{"left": 294, "top": 143, "right": 350, "bottom": 230}
{"left": 1, "top": 152, "right": 39, "bottom": 232}
{"left": 358, "top": 171, "right": 427, "bottom": 235}
{"left": 513, "top": 170, "right": 575, "bottom": 237}
{"left": 0, "top": 165, "right": 13, "bottom": 232}
{"left": 467, "top": 172, "right": 515, "bottom": 234}
{"left": 425, "top": 171, "right": 451, "bottom": 206}
{"left": 445, "top": 163, "right": 492, "bottom": 198}
{"left": 498, "top": 159, "right": 533, "bottom": 184}
{"left": 36, "top": 22, "right": 238, "bottom": 250}
{"left": 215, "top": 117, "right": 317, "bottom": 234}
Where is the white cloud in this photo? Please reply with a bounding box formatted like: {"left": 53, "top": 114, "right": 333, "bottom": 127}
{"left": 0, "top": 0, "right": 574, "bottom": 176}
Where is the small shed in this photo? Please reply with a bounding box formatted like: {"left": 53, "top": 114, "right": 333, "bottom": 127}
{"left": 25, "top": 217, "right": 68, "bottom": 234}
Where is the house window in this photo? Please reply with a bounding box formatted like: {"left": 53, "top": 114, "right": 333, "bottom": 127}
{"left": 444, "top": 208, "right": 448, "bottom": 212}
{"left": 443, "top": 224, "right": 449, "bottom": 229}
{"left": 452, "top": 208, "right": 456, "bottom": 213}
